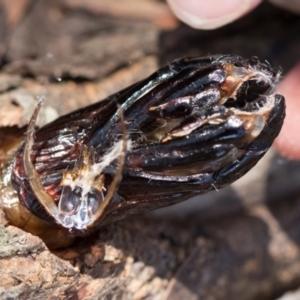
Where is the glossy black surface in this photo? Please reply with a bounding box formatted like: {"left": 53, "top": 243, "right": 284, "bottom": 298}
{"left": 11, "top": 55, "right": 285, "bottom": 230}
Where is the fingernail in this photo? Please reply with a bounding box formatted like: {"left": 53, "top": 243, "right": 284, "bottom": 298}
{"left": 167, "top": 0, "right": 262, "bottom": 29}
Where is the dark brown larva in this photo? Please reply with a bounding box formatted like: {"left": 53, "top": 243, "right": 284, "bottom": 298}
{"left": 4, "top": 55, "right": 285, "bottom": 248}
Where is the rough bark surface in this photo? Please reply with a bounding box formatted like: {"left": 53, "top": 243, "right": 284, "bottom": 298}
{"left": 1, "top": 1, "right": 300, "bottom": 299}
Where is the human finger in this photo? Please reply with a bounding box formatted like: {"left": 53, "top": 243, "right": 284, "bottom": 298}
{"left": 275, "top": 62, "right": 300, "bottom": 160}
{"left": 166, "top": 0, "right": 263, "bottom": 29}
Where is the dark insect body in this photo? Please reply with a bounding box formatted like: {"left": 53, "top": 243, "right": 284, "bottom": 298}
{"left": 5, "top": 55, "right": 285, "bottom": 248}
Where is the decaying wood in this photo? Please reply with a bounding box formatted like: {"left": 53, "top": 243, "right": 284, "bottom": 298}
{"left": 2, "top": 192, "right": 300, "bottom": 299}
{"left": 1, "top": 1, "right": 300, "bottom": 299}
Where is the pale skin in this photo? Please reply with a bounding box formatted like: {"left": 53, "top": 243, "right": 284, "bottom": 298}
{"left": 167, "top": 0, "right": 300, "bottom": 160}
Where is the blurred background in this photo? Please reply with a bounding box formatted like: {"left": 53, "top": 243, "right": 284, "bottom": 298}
{"left": 1, "top": 1, "right": 300, "bottom": 299}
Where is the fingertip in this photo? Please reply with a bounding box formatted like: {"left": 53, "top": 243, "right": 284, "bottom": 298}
{"left": 274, "top": 62, "right": 300, "bottom": 160}
{"left": 167, "top": 0, "right": 263, "bottom": 29}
